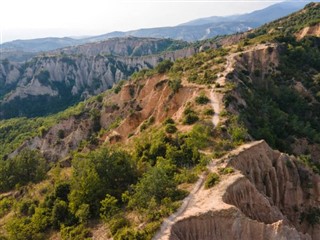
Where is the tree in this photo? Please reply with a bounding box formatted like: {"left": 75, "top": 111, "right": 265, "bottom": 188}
{"left": 156, "top": 60, "right": 173, "bottom": 74}
{"left": 69, "top": 148, "right": 137, "bottom": 216}
{"left": 0, "top": 149, "right": 47, "bottom": 192}
{"left": 128, "top": 165, "right": 176, "bottom": 210}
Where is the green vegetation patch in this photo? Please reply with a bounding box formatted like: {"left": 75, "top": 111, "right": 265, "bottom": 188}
{"left": 205, "top": 172, "right": 220, "bottom": 189}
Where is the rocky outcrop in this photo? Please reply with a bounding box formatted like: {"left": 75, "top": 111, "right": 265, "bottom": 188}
{"left": 158, "top": 141, "right": 320, "bottom": 240}
{"left": 13, "top": 74, "right": 202, "bottom": 161}
{"left": 234, "top": 43, "right": 280, "bottom": 86}
{"left": 53, "top": 37, "right": 189, "bottom": 57}
{"left": 170, "top": 209, "right": 308, "bottom": 240}
{"left": 296, "top": 23, "right": 320, "bottom": 40}
{"left": 225, "top": 141, "right": 320, "bottom": 239}
{"left": 9, "top": 115, "right": 93, "bottom": 162}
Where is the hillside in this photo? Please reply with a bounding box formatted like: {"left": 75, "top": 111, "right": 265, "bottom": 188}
{"left": 0, "top": 2, "right": 320, "bottom": 240}
{"left": 0, "top": 37, "right": 193, "bottom": 119}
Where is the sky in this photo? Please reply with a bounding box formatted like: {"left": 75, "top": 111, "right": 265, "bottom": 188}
{"left": 0, "top": 0, "right": 301, "bottom": 42}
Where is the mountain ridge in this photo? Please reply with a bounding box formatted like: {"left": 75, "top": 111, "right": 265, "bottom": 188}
{"left": 0, "top": 1, "right": 311, "bottom": 57}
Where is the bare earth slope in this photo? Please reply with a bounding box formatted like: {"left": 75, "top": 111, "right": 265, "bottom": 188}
{"left": 157, "top": 140, "right": 320, "bottom": 240}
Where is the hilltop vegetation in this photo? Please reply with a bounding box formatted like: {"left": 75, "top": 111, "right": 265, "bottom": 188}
{"left": 225, "top": 3, "right": 320, "bottom": 167}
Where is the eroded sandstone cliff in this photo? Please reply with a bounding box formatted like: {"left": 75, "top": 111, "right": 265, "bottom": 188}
{"left": 0, "top": 38, "right": 196, "bottom": 119}
{"left": 159, "top": 141, "right": 320, "bottom": 240}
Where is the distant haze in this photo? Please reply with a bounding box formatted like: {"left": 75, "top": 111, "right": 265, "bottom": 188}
{"left": 0, "top": 0, "right": 304, "bottom": 42}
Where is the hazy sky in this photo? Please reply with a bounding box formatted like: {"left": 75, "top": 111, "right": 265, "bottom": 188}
{"left": 0, "top": 0, "right": 297, "bottom": 42}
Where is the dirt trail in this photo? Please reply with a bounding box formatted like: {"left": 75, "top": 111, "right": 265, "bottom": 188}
{"left": 210, "top": 50, "right": 236, "bottom": 127}
{"left": 209, "top": 43, "right": 274, "bottom": 127}
{"left": 153, "top": 49, "right": 236, "bottom": 240}
{"left": 153, "top": 44, "right": 274, "bottom": 240}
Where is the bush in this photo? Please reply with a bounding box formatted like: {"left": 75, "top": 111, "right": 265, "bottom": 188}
{"left": 165, "top": 124, "right": 177, "bottom": 134}
{"left": 6, "top": 217, "right": 44, "bottom": 240}
{"left": 36, "top": 70, "right": 50, "bottom": 86}
{"left": 100, "top": 194, "right": 120, "bottom": 221}
{"left": 140, "top": 116, "right": 155, "bottom": 132}
{"left": 301, "top": 207, "right": 320, "bottom": 226}
{"left": 0, "top": 149, "right": 47, "bottom": 192}
{"left": 109, "top": 217, "right": 130, "bottom": 236}
{"left": 203, "top": 108, "right": 214, "bottom": 115}
{"left": 174, "top": 168, "right": 198, "bottom": 184}
{"left": 60, "top": 224, "right": 92, "bottom": 240}
{"left": 195, "top": 93, "right": 210, "bottom": 105}
{"left": 205, "top": 172, "right": 220, "bottom": 189}
{"left": 16, "top": 199, "right": 36, "bottom": 216}
{"left": 0, "top": 197, "right": 13, "bottom": 217}
{"left": 165, "top": 117, "right": 175, "bottom": 125}
{"left": 57, "top": 129, "right": 65, "bottom": 139}
{"left": 96, "top": 95, "right": 103, "bottom": 103}
{"left": 113, "top": 80, "right": 125, "bottom": 94}
{"left": 183, "top": 113, "right": 199, "bottom": 125}
{"left": 156, "top": 60, "right": 173, "bottom": 74}
{"left": 51, "top": 200, "right": 69, "bottom": 228}
{"left": 113, "top": 227, "right": 143, "bottom": 240}
{"left": 168, "top": 79, "right": 182, "bottom": 93}
{"left": 219, "top": 167, "right": 234, "bottom": 175}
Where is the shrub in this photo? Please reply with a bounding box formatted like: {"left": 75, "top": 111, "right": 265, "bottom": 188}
{"left": 183, "top": 113, "right": 199, "bottom": 125}
{"left": 96, "top": 95, "right": 103, "bottom": 103}
{"left": 301, "top": 207, "right": 320, "bottom": 226}
{"left": 60, "top": 224, "right": 92, "bottom": 240}
{"left": 219, "top": 167, "right": 234, "bottom": 175}
{"left": 128, "top": 165, "right": 176, "bottom": 210}
{"left": 54, "top": 182, "right": 70, "bottom": 202}
{"left": 165, "top": 124, "right": 177, "bottom": 134}
{"left": 57, "top": 129, "right": 65, "bottom": 139}
{"left": 109, "top": 217, "right": 130, "bottom": 236}
{"left": 203, "top": 108, "right": 214, "bottom": 115}
{"left": 113, "top": 227, "right": 144, "bottom": 240}
{"left": 51, "top": 200, "right": 69, "bottom": 228}
{"left": 16, "top": 199, "right": 36, "bottom": 216}
{"left": 156, "top": 60, "right": 173, "bottom": 74}
{"left": 100, "top": 194, "right": 120, "bottom": 221}
{"left": 89, "top": 109, "right": 101, "bottom": 132}
{"left": 182, "top": 107, "right": 199, "bottom": 125}
{"left": 205, "top": 172, "right": 220, "bottom": 189}
{"left": 253, "top": 69, "right": 261, "bottom": 77}
{"left": 0, "top": 197, "right": 13, "bottom": 217}
{"left": 0, "top": 149, "right": 47, "bottom": 192}
{"left": 36, "top": 70, "right": 50, "bottom": 86}
{"left": 75, "top": 204, "right": 90, "bottom": 223}
{"left": 140, "top": 116, "right": 155, "bottom": 132}
{"left": 195, "top": 93, "right": 210, "bottom": 105}
{"left": 174, "top": 168, "right": 198, "bottom": 184}
{"left": 6, "top": 217, "right": 44, "bottom": 240}
{"left": 168, "top": 79, "right": 182, "bottom": 93}
{"left": 164, "top": 118, "right": 175, "bottom": 125}
{"left": 113, "top": 80, "right": 125, "bottom": 94}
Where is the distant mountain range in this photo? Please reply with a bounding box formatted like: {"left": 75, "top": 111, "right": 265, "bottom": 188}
{"left": 0, "top": 1, "right": 310, "bottom": 59}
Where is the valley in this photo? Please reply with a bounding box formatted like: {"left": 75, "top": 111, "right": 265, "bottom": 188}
{"left": 0, "top": 2, "right": 320, "bottom": 240}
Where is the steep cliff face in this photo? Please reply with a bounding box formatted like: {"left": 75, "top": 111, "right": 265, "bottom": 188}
{"left": 0, "top": 60, "right": 21, "bottom": 96}
{"left": 165, "top": 141, "right": 320, "bottom": 240}
{"left": 53, "top": 37, "right": 189, "bottom": 57}
{"left": 9, "top": 115, "right": 93, "bottom": 162}
{"left": 225, "top": 141, "right": 320, "bottom": 239}
{"left": 0, "top": 38, "right": 196, "bottom": 119}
